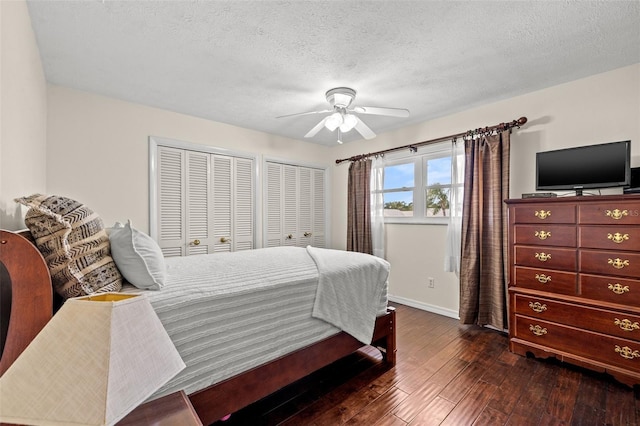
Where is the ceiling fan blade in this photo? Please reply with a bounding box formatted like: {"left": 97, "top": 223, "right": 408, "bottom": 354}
{"left": 353, "top": 106, "right": 410, "bottom": 117}
{"left": 354, "top": 117, "right": 376, "bottom": 140}
{"left": 304, "top": 117, "right": 329, "bottom": 138}
{"left": 276, "top": 109, "right": 332, "bottom": 119}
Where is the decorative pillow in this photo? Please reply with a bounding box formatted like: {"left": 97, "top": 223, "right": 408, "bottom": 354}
{"left": 15, "top": 194, "right": 122, "bottom": 298}
{"left": 109, "top": 220, "right": 166, "bottom": 290}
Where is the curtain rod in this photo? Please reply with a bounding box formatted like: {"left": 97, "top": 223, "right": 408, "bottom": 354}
{"left": 335, "top": 116, "right": 527, "bottom": 164}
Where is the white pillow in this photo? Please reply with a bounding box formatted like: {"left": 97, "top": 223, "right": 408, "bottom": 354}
{"left": 109, "top": 220, "right": 166, "bottom": 290}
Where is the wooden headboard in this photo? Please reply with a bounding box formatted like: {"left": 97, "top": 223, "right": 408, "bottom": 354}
{"left": 0, "top": 230, "right": 53, "bottom": 375}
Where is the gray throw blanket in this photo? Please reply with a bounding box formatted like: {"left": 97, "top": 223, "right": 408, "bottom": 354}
{"left": 307, "top": 246, "right": 390, "bottom": 344}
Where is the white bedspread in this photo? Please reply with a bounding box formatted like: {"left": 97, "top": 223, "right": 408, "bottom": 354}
{"left": 122, "top": 246, "right": 389, "bottom": 399}
{"left": 307, "top": 246, "right": 389, "bottom": 344}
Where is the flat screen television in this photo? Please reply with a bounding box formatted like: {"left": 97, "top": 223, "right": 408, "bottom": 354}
{"left": 536, "top": 140, "right": 631, "bottom": 196}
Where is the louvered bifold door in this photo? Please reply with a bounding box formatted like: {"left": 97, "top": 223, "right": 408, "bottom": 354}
{"left": 311, "top": 168, "right": 326, "bottom": 248}
{"left": 266, "top": 162, "right": 283, "bottom": 247}
{"left": 282, "top": 165, "right": 299, "bottom": 247}
{"left": 157, "top": 146, "right": 186, "bottom": 257}
{"left": 212, "top": 154, "right": 233, "bottom": 253}
{"left": 186, "top": 151, "right": 214, "bottom": 255}
{"left": 298, "top": 167, "right": 312, "bottom": 248}
{"left": 232, "top": 157, "right": 254, "bottom": 251}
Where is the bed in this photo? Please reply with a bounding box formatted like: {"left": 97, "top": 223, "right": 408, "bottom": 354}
{"left": 0, "top": 229, "right": 396, "bottom": 425}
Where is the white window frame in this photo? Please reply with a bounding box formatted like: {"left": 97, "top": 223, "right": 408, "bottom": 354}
{"left": 382, "top": 141, "right": 456, "bottom": 225}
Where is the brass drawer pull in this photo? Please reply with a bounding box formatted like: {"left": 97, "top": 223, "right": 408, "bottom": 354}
{"left": 608, "top": 283, "right": 630, "bottom": 295}
{"left": 529, "top": 324, "right": 547, "bottom": 336}
{"left": 606, "top": 209, "right": 628, "bottom": 220}
{"left": 534, "top": 210, "right": 551, "bottom": 220}
{"left": 529, "top": 301, "right": 547, "bottom": 313}
{"left": 220, "top": 237, "right": 232, "bottom": 243}
{"left": 286, "top": 234, "right": 293, "bottom": 240}
{"left": 192, "top": 239, "right": 201, "bottom": 246}
{"left": 608, "top": 258, "right": 630, "bottom": 269}
{"left": 535, "top": 252, "right": 551, "bottom": 262}
{"left": 535, "top": 231, "right": 551, "bottom": 240}
{"left": 607, "top": 233, "right": 630, "bottom": 244}
{"left": 535, "top": 274, "right": 551, "bottom": 284}
{"left": 615, "top": 345, "right": 640, "bottom": 360}
{"left": 614, "top": 318, "right": 640, "bottom": 332}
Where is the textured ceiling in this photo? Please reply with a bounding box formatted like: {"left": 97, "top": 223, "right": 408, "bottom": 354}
{"left": 26, "top": 1, "right": 640, "bottom": 146}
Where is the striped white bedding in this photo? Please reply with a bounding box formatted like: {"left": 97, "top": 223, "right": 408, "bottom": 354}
{"left": 122, "top": 246, "right": 388, "bottom": 400}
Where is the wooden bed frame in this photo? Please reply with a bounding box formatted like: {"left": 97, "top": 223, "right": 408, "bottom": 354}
{"left": 0, "top": 230, "right": 397, "bottom": 425}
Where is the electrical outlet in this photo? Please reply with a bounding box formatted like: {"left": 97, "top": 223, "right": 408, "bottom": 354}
{"left": 428, "top": 277, "right": 435, "bottom": 288}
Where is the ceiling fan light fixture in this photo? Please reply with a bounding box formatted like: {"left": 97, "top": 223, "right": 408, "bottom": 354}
{"left": 325, "top": 112, "right": 343, "bottom": 131}
{"left": 332, "top": 93, "right": 353, "bottom": 108}
{"left": 339, "top": 113, "right": 357, "bottom": 132}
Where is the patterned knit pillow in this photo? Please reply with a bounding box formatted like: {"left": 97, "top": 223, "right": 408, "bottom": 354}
{"left": 15, "top": 194, "right": 122, "bottom": 298}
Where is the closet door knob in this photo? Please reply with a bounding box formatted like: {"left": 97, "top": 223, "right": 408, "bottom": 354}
{"left": 193, "top": 239, "right": 201, "bottom": 246}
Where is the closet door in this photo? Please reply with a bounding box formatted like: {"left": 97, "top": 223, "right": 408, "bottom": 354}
{"left": 311, "top": 168, "right": 326, "bottom": 247}
{"left": 233, "top": 157, "right": 254, "bottom": 251}
{"left": 265, "top": 161, "right": 326, "bottom": 249}
{"left": 212, "top": 155, "right": 233, "bottom": 253}
{"left": 282, "top": 165, "right": 299, "bottom": 247}
{"left": 157, "top": 146, "right": 186, "bottom": 257}
{"left": 211, "top": 154, "right": 255, "bottom": 253}
{"left": 185, "top": 151, "right": 215, "bottom": 255}
{"left": 298, "top": 167, "right": 312, "bottom": 247}
{"left": 156, "top": 145, "right": 254, "bottom": 256}
{"left": 265, "top": 162, "right": 283, "bottom": 247}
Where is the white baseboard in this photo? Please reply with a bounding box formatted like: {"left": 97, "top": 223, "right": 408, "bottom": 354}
{"left": 388, "top": 294, "right": 460, "bottom": 320}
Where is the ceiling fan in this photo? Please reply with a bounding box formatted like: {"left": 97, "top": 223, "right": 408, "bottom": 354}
{"left": 277, "top": 87, "right": 410, "bottom": 143}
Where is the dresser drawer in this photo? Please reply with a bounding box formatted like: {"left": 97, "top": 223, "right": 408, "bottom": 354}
{"left": 514, "top": 294, "right": 640, "bottom": 341}
{"left": 579, "top": 202, "right": 640, "bottom": 225}
{"left": 513, "top": 266, "right": 577, "bottom": 295}
{"left": 580, "top": 273, "right": 640, "bottom": 306}
{"left": 580, "top": 249, "right": 640, "bottom": 278}
{"left": 512, "top": 204, "right": 576, "bottom": 224}
{"left": 579, "top": 226, "right": 640, "bottom": 251}
{"left": 514, "top": 315, "right": 640, "bottom": 373}
{"left": 514, "top": 246, "right": 576, "bottom": 270}
{"left": 514, "top": 225, "right": 576, "bottom": 247}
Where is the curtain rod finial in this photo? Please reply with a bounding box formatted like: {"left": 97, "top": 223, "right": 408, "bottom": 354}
{"left": 517, "top": 117, "right": 527, "bottom": 126}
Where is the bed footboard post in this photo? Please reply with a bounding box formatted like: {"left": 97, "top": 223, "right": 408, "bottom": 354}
{"left": 384, "top": 306, "right": 397, "bottom": 365}
{"left": 371, "top": 306, "right": 396, "bottom": 366}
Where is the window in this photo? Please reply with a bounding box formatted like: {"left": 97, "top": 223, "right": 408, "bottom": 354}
{"left": 381, "top": 142, "right": 463, "bottom": 223}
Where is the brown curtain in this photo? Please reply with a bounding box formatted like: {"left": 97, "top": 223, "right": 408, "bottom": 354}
{"left": 459, "top": 131, "right": 510, "bottom": 329}
{"left": 347, "top": 159, "right": 373, "bottom": 254}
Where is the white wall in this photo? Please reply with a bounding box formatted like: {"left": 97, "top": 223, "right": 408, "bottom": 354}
{"left": 330, "top": 64, "right": 640, "bottom": 317}
{"left": 46, "top": 85, "right": 333, "bottom": 240}
{"left": 0, "top": 0, "right": 48, "bottom": 230}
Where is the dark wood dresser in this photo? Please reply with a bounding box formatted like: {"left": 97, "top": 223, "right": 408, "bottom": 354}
{"left": 506, "top": 194, "right": 640, "bottom": 386}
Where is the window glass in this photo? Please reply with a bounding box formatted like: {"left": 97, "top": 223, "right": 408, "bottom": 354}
{"left": 426, "top": 156, "right": 451, "bottom": 186}
{"left": 384, "top": 163, "right": 414, "bottom": 189}
{"left": 384, "top": 191, "right": 413, "bottom": 217}
{"left": 382, "top": 162, "right": 415, "bottom": 217}
{"left": 425, "top": 155, "right": 452, "bottom": 217}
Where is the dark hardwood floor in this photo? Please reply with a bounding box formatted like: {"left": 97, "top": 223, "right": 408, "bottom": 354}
{"left": 212, "top": 304, "right": 640, "bottom": 425}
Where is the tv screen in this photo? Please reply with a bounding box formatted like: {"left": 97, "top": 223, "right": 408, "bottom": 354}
{"left": 536, "top": 140, "right": 631, "bottom": 195}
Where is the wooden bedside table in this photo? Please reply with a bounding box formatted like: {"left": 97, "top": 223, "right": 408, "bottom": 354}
{"left": 118, "top": 391, "right": 203, "bottom": 426}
